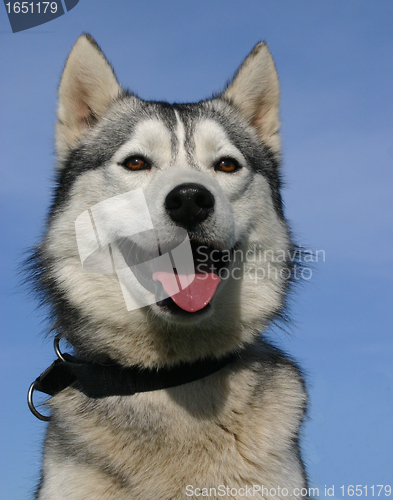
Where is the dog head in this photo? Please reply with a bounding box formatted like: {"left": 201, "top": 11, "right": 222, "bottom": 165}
{"left": 32, "top": 35, "right": 292, "bottom": 367}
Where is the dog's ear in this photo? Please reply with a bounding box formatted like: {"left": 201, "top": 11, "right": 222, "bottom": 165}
{"left": 56, "top": 34, "right": 123, "bottom": 160}
{"left": 222, "top": 42, "right": 280, "bottom": 156}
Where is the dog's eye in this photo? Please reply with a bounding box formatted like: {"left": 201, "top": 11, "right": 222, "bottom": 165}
{"left": 215, "top": 158, "right": 241, "bottom": 173}
{"left": 122, "top": 156, "right": 151, "bottom": 171}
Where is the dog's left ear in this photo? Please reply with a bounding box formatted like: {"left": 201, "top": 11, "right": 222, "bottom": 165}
{"left": 222, "top": 42, "right": 280, "bottom": 156}
{"left": 56, "top": 34, "right": 123, "bottom": 161}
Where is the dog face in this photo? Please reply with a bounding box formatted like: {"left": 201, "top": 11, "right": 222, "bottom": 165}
{"left": 34, "top": 35, "right": 292, "bottom": 367}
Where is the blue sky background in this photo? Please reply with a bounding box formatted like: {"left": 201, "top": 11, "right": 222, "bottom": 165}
{"left": 1, "top": 1, "right": 392, "bottom": 498}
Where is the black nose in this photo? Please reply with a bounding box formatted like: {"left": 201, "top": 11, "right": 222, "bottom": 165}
{"left": 165, "top": 183, "right": 215, "bottom": 228}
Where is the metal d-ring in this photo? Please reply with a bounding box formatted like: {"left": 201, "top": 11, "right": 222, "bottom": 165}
{"left": 54, "top": 335, "right": 67, "bottom": 362}
{"left": 27, "top": 335, "right": 67, "bottom": 421}
{"left": 27, "top": 382, "right": 51, "bottom": 421}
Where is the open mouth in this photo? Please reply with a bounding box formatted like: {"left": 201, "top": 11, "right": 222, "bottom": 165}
{"left": 154, "top": 242, "right": 232, "bottom": 315}
{"left": 116, "top": 236, "right": 232, "bottom": 315}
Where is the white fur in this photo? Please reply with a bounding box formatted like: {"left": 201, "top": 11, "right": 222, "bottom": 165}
{"left": 113, "top": 119, "right": 173, "bottom": 168}
{"left": 174, "top": 110, "right": 188, "bottom": 167}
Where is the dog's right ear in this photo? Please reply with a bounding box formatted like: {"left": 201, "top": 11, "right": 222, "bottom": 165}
{"left": 56, "top": 34, "right": 123, "bottom": 160}
{"left": 222, "top": 42, "right": 281, "bottom": 157}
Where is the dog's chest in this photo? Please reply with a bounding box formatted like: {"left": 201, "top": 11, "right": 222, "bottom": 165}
{"left": 41, "top": 361, "right": 306, "bottom": 499}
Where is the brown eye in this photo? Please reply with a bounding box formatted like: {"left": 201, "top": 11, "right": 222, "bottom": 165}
{"left": 215, "top": 158, "right": 241, "bottom": 173}
{"left": 122, "top": 156, "right": 151, "bottom": 171}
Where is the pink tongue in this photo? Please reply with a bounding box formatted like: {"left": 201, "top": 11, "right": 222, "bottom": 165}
{"left": 153, "top": 271, "right": 221, "bottom": 312}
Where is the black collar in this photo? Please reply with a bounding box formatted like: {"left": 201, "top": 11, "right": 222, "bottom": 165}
{"left": 28, "top": 340, "right": 238, "bottom": 420}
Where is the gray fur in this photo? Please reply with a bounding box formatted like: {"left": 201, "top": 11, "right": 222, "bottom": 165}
{"left": 31, "top": 35, "right": 309, "bottom": 499}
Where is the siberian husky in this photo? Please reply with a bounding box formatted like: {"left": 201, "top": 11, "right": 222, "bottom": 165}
{"left": 28, "top": 34, "right": 309, "bottom": 499}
